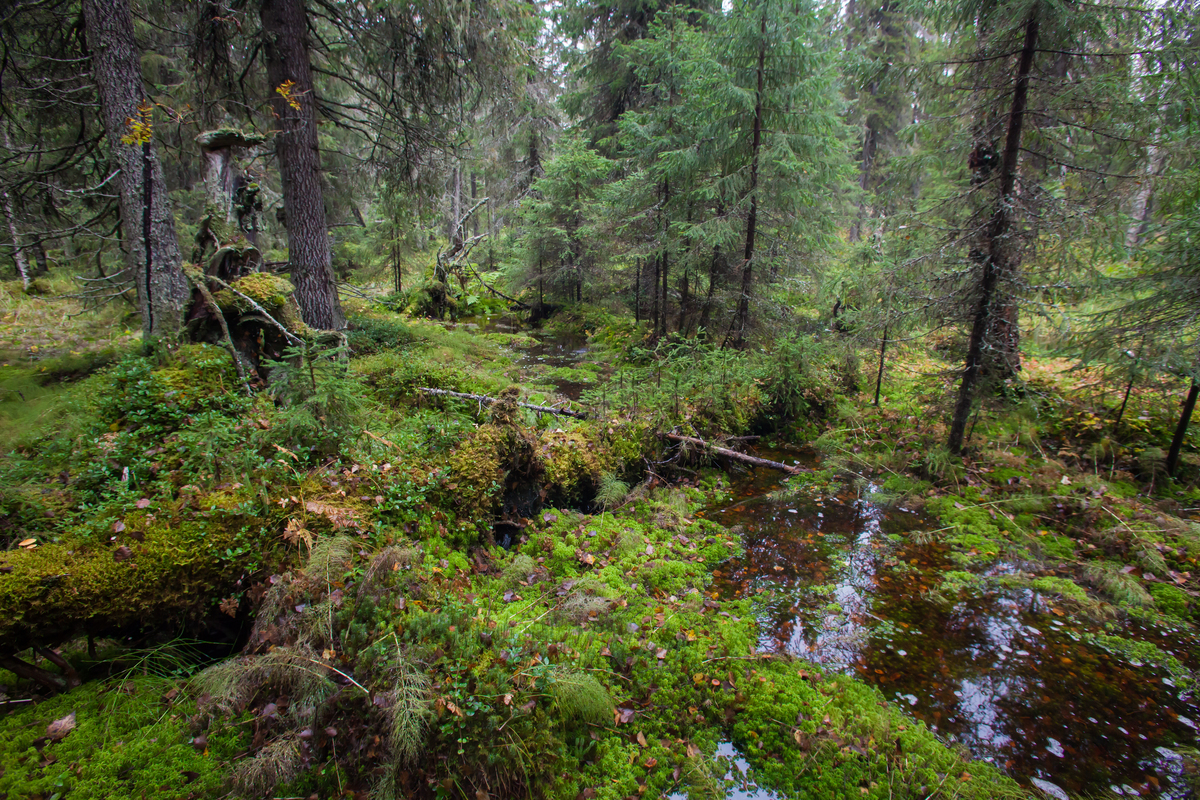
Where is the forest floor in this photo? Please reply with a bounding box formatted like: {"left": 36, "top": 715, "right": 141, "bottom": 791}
{"left": 1, "top": 281, "right": 1199, "bottom": 800}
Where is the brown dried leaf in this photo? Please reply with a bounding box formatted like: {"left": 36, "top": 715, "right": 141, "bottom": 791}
{"left": 47, "top": 712, "right": 75, "bottom": 742}
{"left": 219, "top": 596, "right": 239, "bottom": 617}
{"left": 282, "top": 518, "right": 314, "bottom": 548}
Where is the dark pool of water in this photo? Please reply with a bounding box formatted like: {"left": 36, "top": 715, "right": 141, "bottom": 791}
{"left": 705, "top": 451, "right": 1200, "bottom": 799}
{"left": 515, "top": 328, "right": 590, "bottom": 401}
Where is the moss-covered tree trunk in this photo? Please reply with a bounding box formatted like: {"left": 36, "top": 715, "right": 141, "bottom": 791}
{"left": 83, "top": 0, "right": 190, "bottom": 344}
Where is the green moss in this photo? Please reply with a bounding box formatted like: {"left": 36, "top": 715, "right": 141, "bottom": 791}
{"left": 0, "top": 677, "right": 244, "bottom": 800}
{"left": 1040, "top": 533, "right": 1076, "bottom": 560}
{"left": 219, "top": 273, "right": 294, "bottom": 310}
{"left": 1029, "top": 576, "right": 1092, "bottom": 605}
{"left": 446, "top": 417, "right": 539, "bottom": 524}
{"left": 540, "top": 427, "right": 606, "bottom": 503}
{"left": 153, "top": 344, "right": 238, "bottom": 410}
{"left": 1083, "top": 632, "right": 1196, "bottom": 692}
{"left": 1150, "top": 583, "right": 1192, "bottom": 621}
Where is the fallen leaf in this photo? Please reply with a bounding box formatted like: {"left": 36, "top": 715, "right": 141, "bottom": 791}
{"left": 47, "top": 712, "right": 75, "bottom": 742}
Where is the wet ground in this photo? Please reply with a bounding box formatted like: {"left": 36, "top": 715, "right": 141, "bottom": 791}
{"left": 704, "top": 450, "right": 1200, "bottom": 799}
{"left": 472, "top": 318, "right": 1200, "bottom": 797}
{"left": 456, "top": 315, "right": 591, "bottom": 401}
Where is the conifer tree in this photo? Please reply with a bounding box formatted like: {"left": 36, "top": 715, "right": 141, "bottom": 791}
{"left": 83, "top": 0, "right": 190, "bottom": 344}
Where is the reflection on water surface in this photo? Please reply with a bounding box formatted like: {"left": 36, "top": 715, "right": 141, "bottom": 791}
{"left": 707, "top": 451, "right": 1200, "bottom": 798}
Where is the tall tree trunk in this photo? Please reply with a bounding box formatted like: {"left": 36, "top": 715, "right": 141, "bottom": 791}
{"left": 875, "top": 326, "right": 888, "bottom": 406}
{"left": 470, "top": 173, "right": 479, "bottom": 238}
{"left": 260, "top": 0, "right": 345, "bottom": 330}
{"left": 660, "top": 179, "right": 670, "bottom": 336}
{"left": 651, "top": 254, "right": 660, "bottom": 337}
{"left": 849, "top": 121, "right": 878, "bottom": 243}
{"left": 949, "top": 6, "right": 1038, "bottom": 454}
{"left": 700, "top": 245, "right": 721, "bottom": 335}
{"left": 635, "top": 258, "right": 641, "bottom": 323}
{"left": 1126, "top": 144, "right": 1166, "bottom": 249}
{"left": 83, "top": 0, "right": 189, "bottom": 343}
{"left": 450, "top": 165, "right": 463, "bottom": 249}
{"left": 31, "top": 239, "right": 49, "bottom": 277}
{"left": 731, "top": 12, "right": 766, "bottom": 350}
{"left": 1167, "top": 379, "right": 1200, "bottom": 477}
{"left": 678, "top": 263, "right": 689, "bottom": 334}
{"left": 2, "top": 185, "right": 29, "bottom": 290}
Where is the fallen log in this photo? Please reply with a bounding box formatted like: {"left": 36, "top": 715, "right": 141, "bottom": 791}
{"left": 417, "top": 387, "right": 588, "bottom": 419}
{"left": 662, "top": 433, "right": 803, "bottom": 474}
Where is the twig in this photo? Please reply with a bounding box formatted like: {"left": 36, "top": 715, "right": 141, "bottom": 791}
{"left": 417, "top": 387, "right": 588, "bottom": 419}
{"left": 182, "top": 266, "right": 251, "bottom": 395}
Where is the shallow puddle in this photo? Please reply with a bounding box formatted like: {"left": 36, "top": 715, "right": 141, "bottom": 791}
{"left": 666, "top": 741, "right": 782, "bottom": 800}
{"left": 515, "top": 328, "right": 590, "bottom": 400}
{"left": 706, "top": 452, "right": 1200, "bottom": 798}
{"left": 457, "top": 316, "right": 591, "bottom": 400}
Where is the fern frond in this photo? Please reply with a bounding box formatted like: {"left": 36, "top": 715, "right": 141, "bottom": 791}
{"left": 548, "top": 670, "right": 612, "bottom": 725}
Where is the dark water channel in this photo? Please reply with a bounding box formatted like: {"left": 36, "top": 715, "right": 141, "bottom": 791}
{"left": 705, "top": 451, "right": 1200, "bottom": 799}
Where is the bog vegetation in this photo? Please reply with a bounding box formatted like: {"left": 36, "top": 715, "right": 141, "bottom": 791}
{"left": 1, "top": 0, "right": 1200, "bottom": 798}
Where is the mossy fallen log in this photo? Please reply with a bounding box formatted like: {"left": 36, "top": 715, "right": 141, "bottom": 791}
{"left": 0, "top": 504, "right": 274, "bottom": 659}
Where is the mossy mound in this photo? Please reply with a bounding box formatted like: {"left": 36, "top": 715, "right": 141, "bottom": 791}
{"left": 447, "top": 413, "right": 656, "bottom": 523}
{"left": 0, "top": 677, "right": 245, "bottom": 800}
{"left": 446, "top": 420, "right": 539, "bottom": 521}
{"left": 539, "top": 427, "right": 607, "bottom": 504}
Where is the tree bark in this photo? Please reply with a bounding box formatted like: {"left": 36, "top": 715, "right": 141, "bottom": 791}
{"left": 635, "top": 258, "right": 641, "bottom": 323}
{"left": 260, "top": 0, "right": 345, "bottom": 330}
{"left": 83, "top": 0, "right": 190, "bottom": 343}
{"left": 875, "top": 326, "right": 888, "bottom": 406}
{"left": 196, "top": 129, "right": 266, "bottom": 224}
{"left": 470, "top": 172, "right": 479, "bottom": 238}
{"left": 651, "top": 253, "right": 661, "bottom": 336}
{"left": 2, "top": 185, "right": 29, "bottom": 290}
{"left": 949, "top": 6, "right": 1038, "bottom": 454}
{"left": 1166, "top": 379, "right": 1199, "bottom": 477}
{"left": 849, "top": 121, "right": 877, "bottom": 243}
{"left": 731, "top": 12, "right": 767, "bottom": 350}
